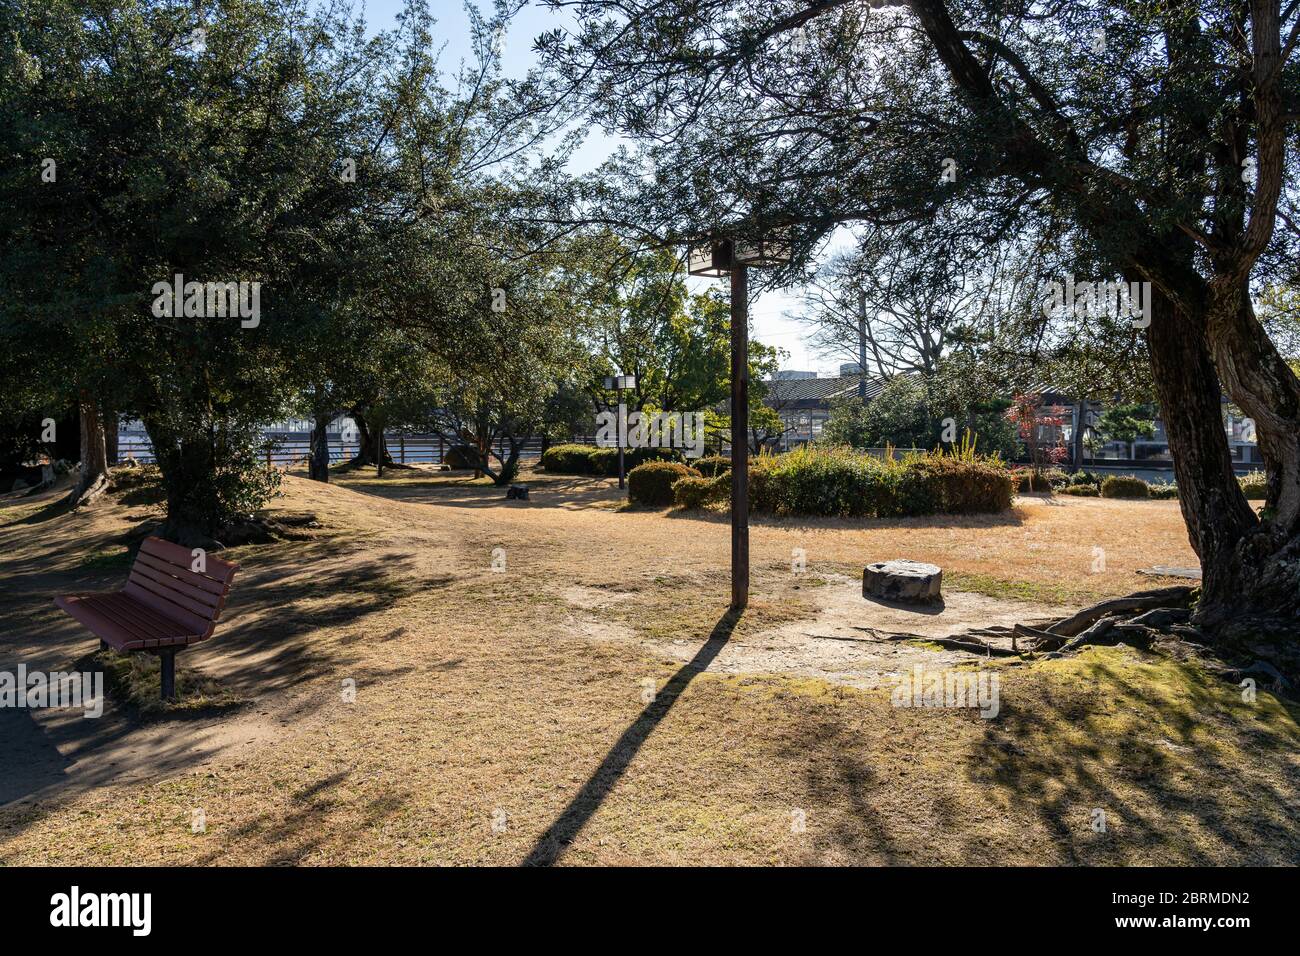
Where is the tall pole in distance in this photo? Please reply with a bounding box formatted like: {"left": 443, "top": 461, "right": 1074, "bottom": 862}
{"left": 730, "top": 261, "right": 749, "bottom": 611}
{"left": 857, "top": 288, "right": 868, "bottom": 402}
{"left": 617, "top": 386, "right": 626, "bottom": 489}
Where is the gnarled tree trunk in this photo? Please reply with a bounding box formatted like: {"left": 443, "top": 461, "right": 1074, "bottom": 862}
{"left": 309, "top": 412, "right": 331, "bottom": 483}
{"left": 68, "top": 397, "right": 109, "bottom": 508}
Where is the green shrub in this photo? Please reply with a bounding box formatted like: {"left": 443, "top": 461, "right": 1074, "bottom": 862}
{"left": 1014, "top": 469, "right": 1057, "bottom": 493}
{"left": 628, "top": 461, "right": 701, "bottom": 506}
{"left": 1100, "top": 475, "right": 1151, "bottom": 498}
{"left": 672, "top": 473, "right": 730, "bottom": 509}
{"left": 1068, "top": 470, "right": 1102, "bottom": 487}
{"left": 1239, "top": 471, "right": 1268, "bottom": 500}
{"left": 443, "top": 445, "right": 480, "bottom": 470}
{"left": 628, "top": 446, "right": 681, "bottom": 468}
{"left": 694, "top": 455, "right": 732, "bottom": 477}
{"left": 586, "top": 447, "right": 619, "bottom": 476}
{"left": 903, "top": 455, "right": 1017, "bottom": 514}
{"left": 740, "top": 446, "right": 1013, "bottom": 518}
{"left": 540, "top": 443, "right": 595, "bottom": 474}
{"left": 1147, "top": 481, "right": 1179, "bottom": 500}
{"left": 1060, "top": 484, "right": 1100, "bottom": 497}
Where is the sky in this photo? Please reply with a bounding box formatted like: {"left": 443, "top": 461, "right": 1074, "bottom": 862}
{"left": 360, "top": 0, "right": 846, "bottom": 376}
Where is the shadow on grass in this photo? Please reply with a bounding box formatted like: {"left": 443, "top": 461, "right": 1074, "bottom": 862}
{"left": 522, "top": 607, "right": 741, "bottom": 866}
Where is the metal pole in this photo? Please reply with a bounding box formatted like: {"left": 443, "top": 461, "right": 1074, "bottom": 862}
{"left": 857, "top": 289, "right": 867, "bottom": 401}
{"left": 618, "top": 393, "right": 627, "bottom": 489}
{"left": 731, "top": 263, "right": 749, "bottom": 610}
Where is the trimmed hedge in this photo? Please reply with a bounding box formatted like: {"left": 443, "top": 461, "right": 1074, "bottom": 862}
{"left": 1239, "top": 471, "right": 1268, "bottom": 500}
{"left": 1060, "top": 484, "right": 1100, "bottom": 497}
{"left": 672, "top": 473, "right": 730, "bottom": 509}
{"left": 628, "top": 461, "right": 701, "bottom": 506}
{"left": 746, "top": 446, "right": 1014, "bottom": 518}
{"left": 1148, "top": 481, "right": 1179, "bottom": 500}
{"left": 542, "top": 443, "right": 682, "bottom": 475}
{"left": 1014, "top": 468, "right": 1065, "bottom": 493}
{"left": 444, "top": 445, "right": 479, "bottom": 470}
{"left": 1100, "top": 475, "right": 1150, "bottom": 498}
{"left": 540, "top": 443, "right": 596, "bottom": 474}
{"left": 694, "top": 455, "right": 732, "bottom": 477}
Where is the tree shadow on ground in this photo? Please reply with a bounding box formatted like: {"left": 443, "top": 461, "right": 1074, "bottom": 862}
{"left": 522, "top": 607, "right": 740, "bottom": 866}
{"left": 799, "top": 651, "right": 1300, "bottom": 865}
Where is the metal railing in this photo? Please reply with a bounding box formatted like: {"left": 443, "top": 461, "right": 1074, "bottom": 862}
{"left": 115, "top": 434, "right": 550, "bottom": 469}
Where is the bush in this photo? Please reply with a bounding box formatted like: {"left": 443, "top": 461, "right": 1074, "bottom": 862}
{"left": 742, "top": 446, "right": 1013, "bottom": 518}
{"left": 1148, "top": 481, "right": 1179, "bottom": 500}
{"left": 1060, "top": 484, "right": 1099, "bottom": 497}
{"left": 444, "top": 445, "right": 480, "bottom": 470}
{"left": 586, "top": 447, "right": 620, "bottom": 476}
{"left": 627, "top": 461, "right": 701, "bottom": 506}
{"left": 1239, "top": 471, "right": 1268, "bottom": 500}
{"left": 903, "top": 455, "right": 1017, "bottom": 514}
{"left": 540, "top": 443, "right": 595, "bottom": 474}
{"left": 1068, "top": 470, "right": 1102, "bottom": 487}
{"left": 1014, "top": 468, "right": 1060, "bottom": 493}
{"left": 694, "top": 454, "right": 732, "bottom": 477}
{"left": 1100, "top": 475, "right": 1151, "bottom": 498}
{"left": 672, "top": 473, "right": 730, "bottom": 509}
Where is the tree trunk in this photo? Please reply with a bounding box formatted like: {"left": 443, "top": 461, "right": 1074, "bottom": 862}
{"left": 104, "top": 404, "right": 119, "bottom": 466}
{"left": 1144, "top": 287, "right": 1262, "bottom": 621}
{"left": 309, "top": 413, "right": 331, "bottom": 483}
{"left": 141, "top": 421, "right": 222, "bottom": 545}
{"left": 68, "top": 397, "right": 109, "bottom": 508}
{"left": 348, "top": 404, "right": 394, "bottom": 470}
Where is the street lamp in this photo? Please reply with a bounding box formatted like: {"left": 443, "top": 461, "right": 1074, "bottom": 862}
{"left": 687, "top": 229, "right": 791, "bottom": 610}
{"left": 603, "top": 373, "right": 637, "bottom": 488}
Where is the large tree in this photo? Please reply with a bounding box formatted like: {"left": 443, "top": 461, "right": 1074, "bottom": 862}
{"left": 535, "top": 0, "right": 1300, "bottom": 633}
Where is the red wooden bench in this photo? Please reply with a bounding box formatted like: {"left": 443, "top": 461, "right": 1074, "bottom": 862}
{"left": 54, "top": 537, "right": 240, "bottom": 701}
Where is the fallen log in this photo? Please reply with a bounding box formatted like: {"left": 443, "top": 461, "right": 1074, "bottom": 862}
{"left": 1047, "top": 587, "right": 1194, "bottom": 637}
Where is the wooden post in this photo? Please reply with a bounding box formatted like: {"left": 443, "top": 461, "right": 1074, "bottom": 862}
{"left": 730, "top": 263, "right": 749, "bottom": 611}
{"left": 400, "top": 435, "right": 405, "bottom": 464}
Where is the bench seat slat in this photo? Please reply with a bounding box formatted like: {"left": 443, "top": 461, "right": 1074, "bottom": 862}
{"left": 123, "top": 581, "right": 214, "bottom": 637}
{"left": 133, "top": 551, "right": 229, "bottom": 597}
{"left": 129, "top": 560, "right": 222, "bottom": 612}
{"left": 140, "top": 537, "right": 239, "bottom": 585}
{"left": 54, "top": 594, "right": 200, "bottom": 651}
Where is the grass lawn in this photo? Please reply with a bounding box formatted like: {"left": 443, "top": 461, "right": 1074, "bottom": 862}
{"left": 0, "top": 464, "right": 1296, "bottom": 865}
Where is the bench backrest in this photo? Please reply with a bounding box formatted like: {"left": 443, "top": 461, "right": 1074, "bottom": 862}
{"left": 122, "top": 537, "right": 240, "bottom": 640}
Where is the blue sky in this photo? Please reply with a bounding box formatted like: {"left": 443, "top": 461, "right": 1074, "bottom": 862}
{"left": 360, "top": 0, "right": 840, "bottom": 375}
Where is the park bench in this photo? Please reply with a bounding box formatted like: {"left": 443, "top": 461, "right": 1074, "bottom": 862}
{"left": 54, "top": 537, "right": 240, "bottom": 701}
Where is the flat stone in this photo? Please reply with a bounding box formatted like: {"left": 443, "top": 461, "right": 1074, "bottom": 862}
{"left": 863, "top": 559, "right": 943, "bottom": 604}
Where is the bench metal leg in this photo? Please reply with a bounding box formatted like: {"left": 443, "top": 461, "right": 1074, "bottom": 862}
{"left": 159, "top": 647, "right": 177, "bottom": 702}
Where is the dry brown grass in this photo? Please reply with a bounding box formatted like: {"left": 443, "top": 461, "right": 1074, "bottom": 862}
{"left": 0, "top": 464, "right": 1295, "bottom": 866}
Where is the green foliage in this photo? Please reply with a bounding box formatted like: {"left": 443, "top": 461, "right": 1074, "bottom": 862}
{"left": 1239, "top": 472, "right": 1269, "bottom": 500}
{"left": 627, "top": 461, "right": 700, "bottom": 506}
{"left": 1060, "top": 484, "right": 1100, "bottom": 497}
{"left": 672, "top": 473, "right": 729, "bottom": 509}
{"left": 1101, "top": 475, "right": 1151, "bottom": 499}
{"left": 540, "top": 444, "right": 597, "bottom": 474}
{"left": 443, "top": 446, "right": 480, "bottom": 470}
{"left": 1014, "top": 468, "right": 1065, "bottom": 493}
{"left": 1148, "top": 481, "right": 1179, "bottom": 500}
{"left": 823, "top": 375, "right": 1018, "bottom": 459}
{"left": 1097, "top": 404, "right": 1158, "bottom": 445}
{"left": 694, "top": 455, "right": 732, "bottom": 477}
{"left": 746, "top": 446, "right": 1013, "bottom": 518}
